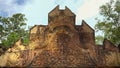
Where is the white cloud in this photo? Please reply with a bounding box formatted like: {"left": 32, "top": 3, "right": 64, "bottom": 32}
{"left": 0, "top": 0, "right": 30, "bottom": 16}
{"left": 77, "top": 0, "right": 110, "bottom": 21}
{"left": 0, "top": 0, "right": 17, "bottom": 16}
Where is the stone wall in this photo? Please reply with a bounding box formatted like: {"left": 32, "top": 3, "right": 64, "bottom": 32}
{"left": 28, "top": 5, "right": 98, "bottom": 67}
{"left": 0, "top": 5, "right": 119, "bottom": 67}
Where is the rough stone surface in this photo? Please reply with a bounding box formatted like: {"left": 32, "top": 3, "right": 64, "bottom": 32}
{"left": 28, "top": 6, "right": 119, "bottom": 67}
{"left": 0, "top": 5, "right": 120, "bottom": 67}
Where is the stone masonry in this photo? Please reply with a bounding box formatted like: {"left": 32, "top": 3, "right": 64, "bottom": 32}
{"left": 0, "top": 5, "right": 120, "bottom": 67}
{"left": 27, "top": 6, "right": 118, "bottom": 67}
{"left": 28, "top": 5, "right": 119, "bottom": 67}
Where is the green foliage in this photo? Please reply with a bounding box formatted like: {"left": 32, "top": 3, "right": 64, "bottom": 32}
{"left": 22, "top": 30, "right": 29, "bottom": 45}
{"left": 95, "top": 0, "right": 120, "bottom": 45}
{"left": 2, "top": 32, "right": 20, "bottom": 48}
{"left": 95, "top": 35, "right": 104, "bottom": 45}
{"left": 0, "top": 13, "right": 29, "bottom": 48}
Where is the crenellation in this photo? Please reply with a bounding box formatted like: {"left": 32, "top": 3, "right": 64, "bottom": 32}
{"left": 12, "top": 6, "right": 120, "bottom": 67}
{"left": 0, "top": 5, "right": 120, "bottom": 67}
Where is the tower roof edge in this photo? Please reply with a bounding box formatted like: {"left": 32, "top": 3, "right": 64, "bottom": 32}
{"left": 48, "top": 5, "right": 59, "bottom": 16}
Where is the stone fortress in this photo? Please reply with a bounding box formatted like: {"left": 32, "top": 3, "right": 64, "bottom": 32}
{"left": 29, "top": 5, "right": 119, "bottom": 67}
{"left": 0, "top": 5, "right": 119, "bottom": 67}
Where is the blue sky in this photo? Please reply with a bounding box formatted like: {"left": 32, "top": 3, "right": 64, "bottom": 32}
{"left": 0, "top": 0, "right": 110, "bottom": 36}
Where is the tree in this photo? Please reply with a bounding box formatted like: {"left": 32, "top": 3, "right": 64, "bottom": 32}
{"left": 0, "top": 13, "right": 29, "bottom": 48}
{"left": 95, "top": 0, "right": 120, "bottom": 45}
{"left": 95, "top": 35, "right": 104, "bottom": 45}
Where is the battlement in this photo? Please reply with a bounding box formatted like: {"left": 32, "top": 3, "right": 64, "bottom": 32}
{"left": 48, "top": 5, "right": 75, "bottom": 17}
{"left": 48, "top": 5, "right": 76, "bottom": 26}
{"left": 28, "top": 6, "right": 119, "bottom": 67}
{"left": 0, "top": 5, "right": 120, "bottom": 67}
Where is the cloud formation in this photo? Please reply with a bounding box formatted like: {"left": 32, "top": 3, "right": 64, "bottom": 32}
{"left": 0, "top": 0, "right": 112, "bottom": 27}
{"left": 0, "top": 0, "right": 30, "bottom": 17}
{"left": 15, "top": 0, "right": 29, "bottom": 5}
{"left": 77, "top": 0, "right": 110, "bottom": 21}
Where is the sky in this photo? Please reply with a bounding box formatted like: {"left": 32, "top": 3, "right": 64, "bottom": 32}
{"left": 0, "top": 0, "right": 111, "bottom": 35}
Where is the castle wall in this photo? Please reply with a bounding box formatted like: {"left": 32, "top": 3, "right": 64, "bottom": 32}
{"left": 30, "top": 25, "right": 39, "bottom": 41}
{"left": 103, "top": 39, "right": 118, "bottom": 52}
{"left": 28, "top": 6, "right": 119, "bottom": 67}
{"left": 75, "top": 20, "right": 95, "bottom": 50}
{"left": 30, "top": 25, "right": 39, "bottom": 34}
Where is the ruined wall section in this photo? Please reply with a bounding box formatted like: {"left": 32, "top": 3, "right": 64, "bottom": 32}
{"left": 48, "top": 6, "right": 76, "bottom": 33}
{"left": 30, "top": 25, "right": 39, "bottom": 41}
{"left": 103, "top": 39, "right": 118, "bottom": 52}
{"left": 80, "top": 20, "right": 95, "bottom": 46}
{"left": 76, "top": 20, "right": 95, "bottom": 49}
{"left": 95, "top": 45, "right": 106, "bottom": 66}
{"left": 29, "top": 25, "right": 47, "bottom": 49}
{"left": 28, "top": 5, "right": 119, "bottom": 67}
{"left": 38, "top": 25, "right": 47, "bottom": 47}
{"left": 75, "top": 20, "right": 96, "bottom": 59}
{"left": 1, "top": 5, "right": 120, "bottom": 67}
{"left": 95, "top": 39, "right": 119, "bottom": 66}
{"left": 103, "top": 39, "right": 119, "bottom": 66}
